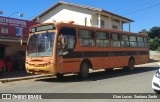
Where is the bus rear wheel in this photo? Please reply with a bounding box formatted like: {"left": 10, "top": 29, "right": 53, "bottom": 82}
{"left": 125, "top": 59, "right": 135, "bottom": 71}
{"left": 79, "top": 62, "right": 89, "bottom": 79}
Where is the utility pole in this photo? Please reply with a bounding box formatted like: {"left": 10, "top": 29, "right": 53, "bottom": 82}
{"left": 85, "top": 17, "right": 87, "bottom": 26}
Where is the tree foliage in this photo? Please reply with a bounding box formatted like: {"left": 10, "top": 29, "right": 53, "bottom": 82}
{"left": 139, "top": 29, "right": 148, "bottom": 35}
{"left": 148, "top": 26, "right": 160, "bottom": 39}
{"left": 139, "top": 26, "right": 160, "bottom": 50}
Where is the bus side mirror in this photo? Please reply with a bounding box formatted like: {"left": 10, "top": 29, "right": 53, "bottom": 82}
{"left": 20, "top": 38, "right": 27, "bottom": 46}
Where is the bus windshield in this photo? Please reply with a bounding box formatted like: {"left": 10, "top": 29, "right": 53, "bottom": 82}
{"left": 27, "top": 32, "right": 55, "bottom": 57}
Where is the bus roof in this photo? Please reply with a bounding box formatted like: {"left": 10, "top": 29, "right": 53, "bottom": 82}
{"left": 30, "top": 21, "right": 147, "bottom": 37}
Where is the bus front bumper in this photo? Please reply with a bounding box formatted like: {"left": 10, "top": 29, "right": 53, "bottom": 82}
{"left": 25, "top": 63, "right": 57, "bottom": 75}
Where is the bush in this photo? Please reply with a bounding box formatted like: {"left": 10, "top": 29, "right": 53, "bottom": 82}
{"left": 157, "top": 46, "right": 160, "bottom": 51}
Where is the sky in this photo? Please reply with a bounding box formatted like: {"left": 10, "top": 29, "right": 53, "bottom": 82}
{"left": 0, "top": 0, "right": 160, "bottom": 33}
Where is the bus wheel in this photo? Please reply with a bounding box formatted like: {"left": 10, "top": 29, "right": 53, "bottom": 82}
{"left": 126, "top": 59, "right": 135, "bottom": 71}
{"left": 56, "top": 73, "right": 64, "bottom": 79}
{"left": 79, "top": 62, "right": 89, "bottom": 78}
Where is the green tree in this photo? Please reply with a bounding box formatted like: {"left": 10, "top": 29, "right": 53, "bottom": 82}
{"left": 139, "top": 26, "right": 160, "bottom": 50}
{"left": 139, "top": 29, "right": 148, "bottom": 35}
{"left": 148, "top": 26, "right": 160, "bottom": 39}
{"left": 149, "top": 37, "right": 160, "bottom": 50}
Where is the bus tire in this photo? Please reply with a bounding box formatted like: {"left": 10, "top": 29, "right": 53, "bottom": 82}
{"left": 56, "top": 73, "right": 64, "bottom": 79}
{"left": 79, "top": 62, "right": 89, "bottom": 78}
{"left": 125, "top": 59, "right": 135, "bottom": 71}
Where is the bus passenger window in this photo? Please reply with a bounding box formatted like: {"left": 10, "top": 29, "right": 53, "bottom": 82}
{"left": 111, "top": 33, "right": 120, "bottom": 47}
{"left": 130, "top": 36, "right": 137, "bottom": 47}
{"left": 67, "top": 35, "right": 75, "bottom": 49}
{"left": 79, "top": 30, "right": 95, "bottom": 47}
{"left": 138, "top": 36, "right": 145, "bottom": 47}
{"left": 95, "top": 31, "right": 109, "bottom": 47}
{"left": 121, "top": 35, "right": 129, "bottom": 47}
{"left": 144, "top": 37, "right": 148, "bottom": 47}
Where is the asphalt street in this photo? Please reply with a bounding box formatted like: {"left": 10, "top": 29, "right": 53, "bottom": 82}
{"left": 0, "top": 62, "right": 160, "bottom": 102}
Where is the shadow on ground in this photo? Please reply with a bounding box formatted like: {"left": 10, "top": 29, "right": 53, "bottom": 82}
{"left": 35, "top": 66, "right": 159, "bottom": 83}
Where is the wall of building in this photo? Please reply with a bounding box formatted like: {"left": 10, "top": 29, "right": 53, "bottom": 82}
{"left": 39, "top": 4, "right": 123, "bottom": 30}
{"left": 91, "top": 15, "right": 122, "bottom": 30}
{"left": 112, "top": 20, "right": 121, "bottom": 30}
{"left": 40, "top": 5, "right": 94, "bottom": 26}
{"left": 0, "top": 16, "right": 38, "bottom": 37}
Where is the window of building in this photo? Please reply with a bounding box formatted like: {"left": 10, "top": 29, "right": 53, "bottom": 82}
{"left": 121, "top": 35, "right": 129, "bottom": 47}
{"left": 130, "top": 35, "right": 137, "bottom": 47}
{"left": 95, "top": 31, "right": 110, "bottom": 47}
{"left": 111, "top": 33, "right": 120, "bottom": 47}
{"left": 1, "top": 27, "right": 8, "bottom": 34}
{"left": 96, "top": 19, "right": 105, "bottom": 28}
{"left": 79, "top": 29, "right": 95, "bottom": 47}
{"left": 101, "top": 20, "right": 105, "bottom": 28}
{"left": 112, "top": 25, "right": 118, "bottom": 30}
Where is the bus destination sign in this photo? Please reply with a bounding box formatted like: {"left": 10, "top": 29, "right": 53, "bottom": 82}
{"left": 30, "top": 24, "right": 55, "bottom": 33}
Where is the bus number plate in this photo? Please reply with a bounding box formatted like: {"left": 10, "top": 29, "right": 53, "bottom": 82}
{"left": 34, "top": 68, "right": 39, "bottom": 71}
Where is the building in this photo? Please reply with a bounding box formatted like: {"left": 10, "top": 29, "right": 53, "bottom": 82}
{"left": 32, "top": 1, "right": 134, "bottom": 32}
{"left": 0, "top": 16, "right": 38, "bottom": 71}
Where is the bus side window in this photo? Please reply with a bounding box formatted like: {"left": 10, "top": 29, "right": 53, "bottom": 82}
{"left": 111, "top": 33, "right": 120, "bottom": 47}
{"left": 144, "top": 37, "right": 148, "bottom": 47}
{"left": 121, "top": 34, "right": 129, "bottom": 47}
{"left": 130, "top": 35, "right": 137, "bottom": 47}
{"left": 138, "top": 36, "right": 145, "bottom": 47}
{"left": 79, "top": 29, "right": 95, "bottom": 47}
{"left": 95, "top": 31, "right": 110, "bottom": 47}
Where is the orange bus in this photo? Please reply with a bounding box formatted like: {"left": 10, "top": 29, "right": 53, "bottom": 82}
{"left": 24, "top": 21, "right": 149, "bottom": 78}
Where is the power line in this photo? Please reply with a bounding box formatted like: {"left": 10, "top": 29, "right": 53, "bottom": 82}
{"left": 116, "top": 0, "right": 159, "bottom": 14}
{"left": 113, "top": 0, "right": 146, "bottom": 13}
{"left": 123, "top": 2, "right": 160, "bottom": 15}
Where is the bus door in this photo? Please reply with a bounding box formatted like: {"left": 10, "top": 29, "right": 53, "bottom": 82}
{"left": 56, "top": 27, "right": 76, "bottom": 73}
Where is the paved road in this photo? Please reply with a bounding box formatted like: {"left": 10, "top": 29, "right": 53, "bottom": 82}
{"left": 0, "top": 62, "right": 160, "bottom": 102}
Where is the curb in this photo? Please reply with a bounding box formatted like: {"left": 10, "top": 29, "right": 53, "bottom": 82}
{"left": 0, "top": 75, "right": 53, "bottom": 83}
{"left": 135, "top": 62, "right": 159, "bottom": 67}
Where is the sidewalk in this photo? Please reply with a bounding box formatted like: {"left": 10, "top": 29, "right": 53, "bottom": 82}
{"left": 0, "top": 70, "right": 52, "bottom": 83}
